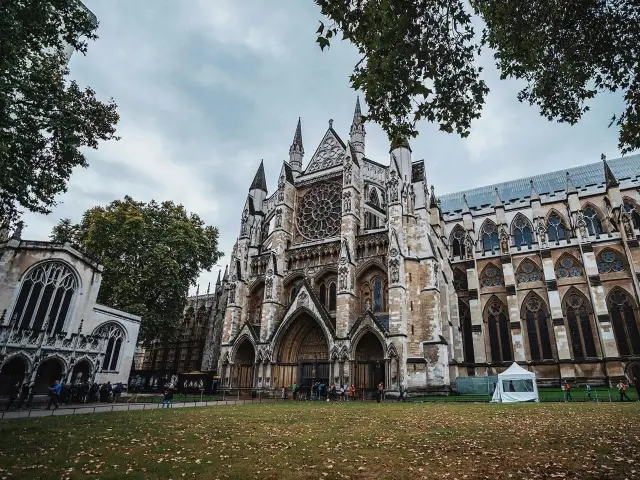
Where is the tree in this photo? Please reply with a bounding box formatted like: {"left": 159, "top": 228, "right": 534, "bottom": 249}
{"left": 52, "top": 196, "right": 223, "bottom": 344}
{"left": 1, "top": 0, "right": 119, "bottom": 229}
{"left": 315, "top": 0, "right": 640, "bottom": 154}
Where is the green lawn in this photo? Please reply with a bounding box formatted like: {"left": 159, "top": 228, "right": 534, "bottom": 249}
{"left": 0, "top": 402, "right": 638, "bottom": 479}
{"left": 411, "top": 387, "right": 639, "bottom": 403}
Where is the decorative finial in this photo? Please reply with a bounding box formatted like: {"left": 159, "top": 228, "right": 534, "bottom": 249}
{"left": 601, "top": 153, "right": 606, "bottom": 161}
{"left": 329, "top": 119, "right": 333, "bottom": 128}
{"left": 77, "top": 319, "right": 83, "bottom": 335}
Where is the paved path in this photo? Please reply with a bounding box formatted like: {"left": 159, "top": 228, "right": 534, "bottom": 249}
{"left": 0, "top": 398, "right": 270, "bottom": 420}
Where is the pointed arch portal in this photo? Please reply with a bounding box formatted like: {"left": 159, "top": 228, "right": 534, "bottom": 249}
{"left": 354, "top": 331, "right": 385, "bottom": 390}
{"left": 274, "top": 313, "right": 330, "bottom": 391}
{"left": 233, "top": 338, "right": 256, "bottom": 389}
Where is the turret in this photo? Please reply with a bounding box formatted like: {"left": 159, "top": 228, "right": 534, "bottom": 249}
{"left": 602, "top": 155, "right": 622, "bottom": 209}
{"left": 249, "top": 160, "right": 268, "bottom": 209}
{"left": 349, "top": 97, "right": 365, "bottom": 158}
{"left": 565, "top": 171, "right": 580, "bottom": 213}
{"left": 289, "top": 118, "right": 304, "bottom": 175}
{"left": 389, "top": 137, "right": 412, "bottom": 184}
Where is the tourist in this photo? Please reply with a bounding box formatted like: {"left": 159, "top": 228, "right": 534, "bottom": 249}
{"left": 586, "top": 384, "right": 593, "bottom": 402}
{"left": 617, "top": 380, "right": 631, "bottom": 402}
{"left": 5, "top": 382, "right": 19, "bottom": 410}
{"left": 377, "top": 382, "right": 384, "bottom": 403}
{"left": 349, "top": 384, "right": 355, "bottom": 401}
{"left": 311, "top": 382, "right": 318, "bottom": 400}
{"left": 46, "top": 380, "right": 62, "bottom": 410}
{"left": 563, "top": 381, "right": 572, "bottom": 402}
{"left": 281, "top": 386, "right": 286, "bottom": 400}
{"left": 508, "top": 380, "right": 516, "bottom": 392}
{"left": 634, "top": 376, "right": 640, "bottom": 402}
{"left": 161, "top": 388, "right": 173, "bottom": 408}
{"left": 398, "top": 384, "right": 405, "bottom": 402}
{"left": 113, "top": 382, "right": 124, "bottom": 403}
{"left": 292, "top": 382, "right": 298, "bottom": 401}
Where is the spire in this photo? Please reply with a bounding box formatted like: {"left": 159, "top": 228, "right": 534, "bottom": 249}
{"left": 223, "top": 265, "right": 229, "bottom": 281}
{"left": 566, "top": 171, "right": 577, "bottom": 195}
{"left": 206, "top": 282, "right": 211, "bottom": 296}
{"left": 462, "top": 194, "right": 471, "bottom": 215}
{"left": 429, "top": 185, "right": 438, "bottom": 209}
{"left": 602, "top": 155, "right": 619, "bottom": 188}
{"left": 350, "top": 97, "right": 366, "bottom": 157}
{"left": 289, "top": 117, "right": 304, "bottom": 173}
{"left": 351, "top": 97, "right": 362, "bottom": 128}
{"left": 389, "top": 136, "right": 412, "bottom": 153}
{"left": 216, "top": 269, "right": 221, "bottom": 286}
{"left": 249, "top": 160, "right": 268, "bottom": 192}
{"left": 493, "top": 188, "right": 503, "bottom": 208}
{"left": 529, "top": 180, "right": 540, "bottom": 201}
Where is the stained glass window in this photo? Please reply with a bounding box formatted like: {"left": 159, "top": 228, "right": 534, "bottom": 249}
{"left": 512, "top": 215, "right": 533, "bottom": 248}
{"left": 516, "top": 259, "right": 542, "bottom": 284}
{"left": 12, "top": 262, "right": 77, "bottom": 334}
{"left": 547, "top": 214, "right": 567, "bottom": 242}
{"left": 453, "top": 268, "right": 468, "bottom": 291}
{"left": 486, "top": 299, "right": 512, "bottom": 362}
{"left": 583, "top": 207, "right": 604, "bottom": 236}
{"left": 596, "top": 250, "right": 626, "bottom": 274}
{"left": 523, "top": 295, "right": 553, "bottom": 360}
{"left": 373, "top": 278, "right": 383, "bottom": 312}
{"left": 459, "top": 300, "right": 475, "bottom": 363}
{"left": 608, "top": 289, "right": 640, "bottom": 356}
{"left": 623, "top": 201, "right": 640, "bottom": 228}
{"left": 296, "top": 182, "right": 342, "bottom": 240}
{"left": 329, "top": 283, "right": 337, "bottom": 311}
{"left": 563, "top": 292, "right": 597, "bottom": 359}
{"left": 95, "top": 323, "right": 126, "bottom": 372}
{"left": 480, "top": 264, "right": 504, "bottom": 288}
{"left": 450, "top": 225, "right": 465, "bottom": 258}
{"left": 480, "top": 220, "right": 499, "bottom": 253}
{"left": 555, "top": 255, "right": 583, "bottom": 279}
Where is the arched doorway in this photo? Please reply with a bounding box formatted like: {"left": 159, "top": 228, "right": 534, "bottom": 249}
{"left": 626, "top": 362, "right": 640, "bottom": 384}
{"left": 0, "top": 357, "right": 28, "bottom": 396}
{"left": 71, "top": 360, "right": 92, "bottom": 384}
{"left": 354, "top": 331, "right": 385, "bottom": 391}
{"left": 34, "top": 358, "right": 64, "bottom": 395}
{"left": 274, "top": 313, "right": 330, "bottom": 393}
{"left": 233, "top": 339, "right": 255, "bottom": 390}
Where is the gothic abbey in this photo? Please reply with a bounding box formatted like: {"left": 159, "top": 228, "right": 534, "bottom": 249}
{"left": 216, "top": 98, "right": 640, "bottom": 395}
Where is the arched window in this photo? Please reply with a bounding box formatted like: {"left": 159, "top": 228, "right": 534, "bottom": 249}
{"left": 555, "top": 254, "right": 583, "bottom": 279}
{"left": 290, "top": 286, "right": 298, "bottom": 304}
{"left": 459, "top": 300, "right": 475, "bottom": 363}
{"left": 369, "top": 188, "right": 380, "bottom": 207}
{"left": 511, "top": 214, "right": 533, "bottom": 248}
{"left": 328, "top": 283, "right": 337, "bottom": 311}
{"left": 372, "top": 277, "right": 383, "bottom": 312}
{"left": 596, "top": 249, "right": 626, "bottom": 274}
{"left": 608, "top": 289, "right": 640, "bottom": 356}
{"left": 95, "top": 323, "right": 126, "bottom": 371}
{"left": 485, "top": 298, "right": 512, "bottom": 362}
{"left": 522, "top": 294, "right": 554, "bottom": 361}
{"left": 547, "top": 213, "right": 567, "bottom": 242}
{"left": 516, "top": 259, "right": 542, "bottom": 284}
{"left": 248, "top": 287, "right": 264, "bottom": 326}
{"left": 453, "top": 268, "right": 468, "bottom": 291}
{"left": 623, "top": 200, "right": 640, "bottom": 228}
{"left": 480, "top": 220, "right": 499, "bottom": 253}
{"left": 582, "top": 206, "right": 604, "bottom": 236}
{"left": 563, "top": 291, "right": 597, "bottom": 359}
{"left": 450, "top": 225, "right": 465, "bottom": 258}
{"left": 319, "top": 284, "right": 327, "bottom": 306}
{"left": 12, "top": 262, "right": 77, "bottom": 334}
{"left": 479, "top": 263, "right": 504, "bottom": 288}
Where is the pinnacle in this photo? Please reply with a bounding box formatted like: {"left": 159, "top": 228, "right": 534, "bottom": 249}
{"left": 249, "top": 159, "right": 268, "bottom": 192}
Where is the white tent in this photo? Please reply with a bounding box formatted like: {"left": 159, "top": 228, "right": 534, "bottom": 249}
{"left": 490, "top": 362, "right": 540, "bottom": 403}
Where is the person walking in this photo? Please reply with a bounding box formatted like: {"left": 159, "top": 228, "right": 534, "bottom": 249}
{"left": 161, "top": 388, "right": 173, "bottom": 408}
{"left": 113, "top": 383, "right": 124, "bottom": 403}
{"left": 398, "top": 384, "right": 406, "bottom": 402}
{"left": 377, "top": 382, "right": 384, "bottom": 403}
{"left": 349, "top": 384, "right": 355, "bottom": 402}
{"left": 617, "top": 380, "right": 631, "bottom": 401}
{"left": 586, "top": 384, "right": 593, "bottom": 402}
{"left": 292, "top": 382, "right": 297, "bottom": 401}
{"left": 16, "top": 382, "right": 30, "bottom": 409}
{"left": 563, "top": 381, "right": 572, "bottom": 402}
{"left": 46, "top": 380, "right": 62, "bottom": 410}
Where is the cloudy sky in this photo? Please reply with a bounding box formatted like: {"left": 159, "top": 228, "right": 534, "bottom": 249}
{"left": 22, "top": 0, "right": 626, "bottom": 294}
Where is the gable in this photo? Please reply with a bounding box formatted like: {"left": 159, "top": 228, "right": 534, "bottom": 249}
{"left": 305, "top": 129, "right": 346, "bottom": 174}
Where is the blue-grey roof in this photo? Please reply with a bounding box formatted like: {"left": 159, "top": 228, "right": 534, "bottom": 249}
{"left": 438, "top": 155, "right": 640, "bottom": 214}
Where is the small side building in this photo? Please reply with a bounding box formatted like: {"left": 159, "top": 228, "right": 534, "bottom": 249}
{"left": 0, "top": 233, "right": 141, "bottom": 395}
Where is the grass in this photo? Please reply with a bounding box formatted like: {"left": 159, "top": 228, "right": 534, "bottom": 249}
{"left": 411, "top": 387, "right": 639, "bottom": 403}
{"left": 0, "top": 402, "right": 638, "bottom": 479}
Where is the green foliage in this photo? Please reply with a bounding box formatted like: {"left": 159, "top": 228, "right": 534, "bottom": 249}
{"left": 49, "top": 217, "right": 78, "bottom": 243}
{"left": 52, "top": 196, "right": 223, "bottom": 344}
{"left": 315, "top": 0, "right": 640, "bottom": 153}
{"left": 0, "top": 0, "right": 119, "bottom": 229}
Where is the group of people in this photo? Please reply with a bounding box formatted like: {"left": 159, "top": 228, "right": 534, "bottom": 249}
{"left": 3, "top": 379, "right": 126, "bottom": 411}
{"left": 279, "top": 381, "right": 404, "bottom": 403}
{"left": 562, "top": 378, "right": 639, "bottom": 402}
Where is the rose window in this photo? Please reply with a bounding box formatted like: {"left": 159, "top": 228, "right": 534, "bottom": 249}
{"left": 296, "top": 182, "right": 342, "bottom": 240}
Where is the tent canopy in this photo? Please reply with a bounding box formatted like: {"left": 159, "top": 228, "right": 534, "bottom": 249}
{"left": 490, "top": 362, "right": 539, "bottom": 403}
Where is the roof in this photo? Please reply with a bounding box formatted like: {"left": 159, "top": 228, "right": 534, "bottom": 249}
{"left": 498, "top": 362, "right": 535, "bottom": 379}
{"left": 439, "top": 155, "right": 640, "bottom": 213}
{"left": 249, "top": 160, "right": 267, "bottom": 192}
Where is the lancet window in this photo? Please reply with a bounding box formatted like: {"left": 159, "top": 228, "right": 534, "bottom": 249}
{"left": 547, "top": 213, "right": 567, "bottom": 243}
{"left": 623, "top": 200, "right": 640, "bottom": 228}
{"left": 512, "top": 215, "right": 533, "bottom": 248}
{"left": 480, "top": 220, "right": 499, "bottom": 253}
{"left": 522, "top": 294, "right": 554, "bottom": 361}
{"left": 459, "top": 300, "right": 475, "bottom": 363}
{"left": 485, "top": 298, "right": 512, "bottom": 363}
{"left": 608, "top": 289, "right": 640, "bottom": 356}
{"left": 582, "top": 206, "right": 604, "bottom": 236}
{"left": 563, "top": 291, "right": 597, "bottom": 360}
{"left": 450, "top": 225, "right": 465, "bottom": 258}
{"left": 95, "top": 323, "right": 126, "bottom": 372}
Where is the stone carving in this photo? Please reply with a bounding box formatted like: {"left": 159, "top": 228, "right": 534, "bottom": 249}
{"left": 576, "top": 211, "right": 588, "bottom": 240}
{"left": 275, "top": 208, "right": 282, "bottom": 228}
{"left": 264, "top": 276, "right": 273, "bottom": 299}
{"left": 464, "top": 232, "right": 475, "bottom": 259}
{"left": 298, "top": 291, "right": 309, "bottom": 308}
{"left": 408, "top": 184, "right": 415, "bottom": 212}
{"left": 536, "top": 218, "right": 548, "bottom": 247}
{"left": 277, "top": 175, "right": 285, "bottom": 203}
{"left": 622, "top": 213, "right": 634, "bottom": 239}
{"left": 240, "top": 209, "right": 249, "bottom": 236}
{"left": 389, "top": 257, "right": 400, "bottom": 284}
{"left": 228, "top": 283, "right": 236, "bottom": 304}
{"left": 499, "top": 226, "right": 509, "bottom": 254}
{"left": 344, "top": 161, "right": 352, "bottom": 185}
{"left": 339, "top": 265, "right": 349, "bottom": 290}
{"left": 295, "top": 182, "right": 342, "bottom": 240}
{"left": 433, "top": 262, "right": 439, "bottom": 287}
{"left": 306, "top": 135, "right": 344, "bottom": 173}
{"left": 343, "top": 191, "right": 352, "bottom": 213}
{"left": 386, "top": 170, "right": 399, "bottom": 203}
{"left": 364, "top": 298, "right": 371, "bottom": 311}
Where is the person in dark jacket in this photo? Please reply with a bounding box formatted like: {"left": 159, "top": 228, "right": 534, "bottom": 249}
{"left": 162, "top": 388, "right": 173, "bottom": 408}
{"left": 16, "top": 382, "right": 30, "bottom": 409}
{"left": 46, "top": 380, "right": 62, "bottom": 410}
{"left": 5, "top": 382, "right": 20, "bottom": 410}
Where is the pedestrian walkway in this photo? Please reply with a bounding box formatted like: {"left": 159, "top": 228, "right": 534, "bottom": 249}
{"left": 0, "top": 398, "right": 268, "bottom": 420}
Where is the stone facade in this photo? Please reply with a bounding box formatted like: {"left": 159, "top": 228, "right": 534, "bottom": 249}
{"left": 0, "top": 235, "right": 141, "bottom": 395}
{"left": 215, "top": 101, "right": 640, "bottom": 393}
